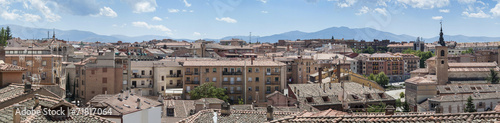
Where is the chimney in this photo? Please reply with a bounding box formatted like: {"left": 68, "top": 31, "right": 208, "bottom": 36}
{"left": 336, "top": 62, "right": 341, "bottom": 82}
{"left": 136, "top": 98, "right": 141, "bottom": 109}
{"left": 318, "top": 67, "right": 323, "bottom": 83}
{"left": 221, "top": 102, "right": 231, "bottom": 116}
{"left": 266, "top": 106, "right": 274, "bottom": 121}
{"left": 13, "top": 104, "right": 21, "bottom": 123}
{"left": 323, "top": 83, "right": 326, "bottom": 92}
{"left": 251, "top": 57, "right": 254, "bottom": 65}
{"left": 385, "top": 105, "right": 395, "bottom": 115}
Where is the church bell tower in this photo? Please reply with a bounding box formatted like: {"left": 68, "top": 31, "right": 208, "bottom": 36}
{"left": 436, "top": 22, "right": 449, "bottom": 85}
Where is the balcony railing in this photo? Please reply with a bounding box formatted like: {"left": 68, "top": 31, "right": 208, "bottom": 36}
{"left": 266, "top": 81, "right": 280, "bottom": 85}
{"left": 266, "top": 91, "right": 271, "bottom": 94}
{"left": 271, "top": 72, "right": 280, "bottom": 75}
{"left": 222, "top": 72, "right": 243, "bottom": 75}
{"left": 222, "top": 81, "right": 242, "bottom": 85}
{"left": 166, "top": 74, "right": 183, "bottom": 78}
{"left": 185, "top": 72, "right": 193, "bottom": 75}
{"left": 185, "top": 81, "right": 200, "bottom": 84}
{"left": 229, "top": 90, "right": 242, "bottom": 94}
{"left": 132, "top": 75, "right": 150, "bottom": 78}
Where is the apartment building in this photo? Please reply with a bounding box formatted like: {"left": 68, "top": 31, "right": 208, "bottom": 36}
{"left": 130, "top": 61, "right": 183, "bottom": 96}
{"left": 364, "top": 53, "right": 405, "bottom": 82}
{"left": 4, "top": 47, "right": 63, "bottom": 84}
{"left": 182, "top": 59, "right": 286, "bottom": 104}
{"left": 74, "top": 48, "right": 129, "bottom": 104}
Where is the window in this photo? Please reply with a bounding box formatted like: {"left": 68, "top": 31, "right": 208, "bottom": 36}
{"left": 248, "top": 68, "right": 252, "bottom": 73}
{"left": 248, "top": 77, "right": 252, "bottom": 82}
{"left": 170, "top": 70, "right": 173, "bottom": 75}
{"left": 103, "top": 68, "right": 107, "bottom": 73}
{"left": 12, "top": 60, "right": 17, "bottom": 66}
{"left": 275, "top": 77, "right": 279, "bottom": 82}
{"left": 162, "top": 76, "right": 164, "bottom": 81}
{"left": 150, "top": 70, "right": 152, "bottom": 75}
{"left": 162, "top": 86, "right": 165, "bottom": 91}
{"left": 187, "top": 68, "right": 191, "bottom": 72}
{"left": 205, "top": 68, "right": 209, "bottom": 73}
{"left": 255, "top": 86, "right": 259, "bottom": 91}
{"left": 102, "top": 87, "right": 107, "bottom": 94}
{"left": 141, "top": 81, "right": 145, "bottom": 85}
{"left": 237, "top": 77, "right": 241, "bottom": 82}
{"left": 441, "top": 60, "right": 444, "bottom": 64}
{"left": 224, "top": 77, "right": 228, "bottom": 81}
{"left": 212, "top": 77, "right": 216, "bottom": 82}
{"left": 27, "top": 60, "right": 32, "bottom": 66}
{"left": 223, "top": 68, "right": 228, "bottom": 72}
{"left": 186, "top": 77, "right": 191, "bottom": 81}
{"left": 440, "top": 50, "right": 445, "bottom": 56}
{"left": 275, "top": 68, "right": 279, "bottom": 72}
{"left": 170, "top": 80, "right": 173, "bottom": 85}
{"left": 275, "top": 86, "right": 279, "bottom": 91}
{"left": 267, "top": 68, "right": 271, "bottom": 73}
{"left": 102, "top": 78, "right": 107, "bottom": 84}
{"left": 267, "top": 86, "right": 271, "bottom": 92}
{"left": 206, "top": 77, "right": 209, "bottom": 82}
{"left": 141, "top": 70, "right": 145, "bottom": 75}
{"left": 213, "top": 68, "right": 217, "bottom": 72}
{"left": 255, "top": 77, "right": 259, "bottom": 82}
{"left": 230, "top": 68, "right": 235, "bottom": 72}
{"left": 248, "top": 87, "right": 252, "bottom": 91}
{"left": 255, "top": 68, "right": 260, "bottom": 72}
{"left": 267, "top": 77, "right": 271, "bottom": 82}
{"left": 236, "top": 68, "right": 241, "bottom": 72}
{"left": 42, "top": 61, "right": 47, "bottom": 66}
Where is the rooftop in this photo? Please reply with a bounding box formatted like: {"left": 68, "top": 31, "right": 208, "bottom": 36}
{"left": 182, "top": 60, "right": 286, "bottom": 67}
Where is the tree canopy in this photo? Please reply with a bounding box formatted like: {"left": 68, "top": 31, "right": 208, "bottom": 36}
{"left": 487, "top": 69, "right": 499, "bottom": 84}
{"left": 189, "top": 82, "right": 229, "bottom": 102}
{"left": 461, "top": 48, "right": 474, "bottom": 54}
{"left": 367, "top": 72, "right": 389, "bottom": 88}
{"left": 402, "top": 49, "right": 434, "bottom": 68}
{"left": 464, "top": 96, "right": 476, "bottom": 112}
{"left": 0, "top": 27, "right": 9, "bottom": 46}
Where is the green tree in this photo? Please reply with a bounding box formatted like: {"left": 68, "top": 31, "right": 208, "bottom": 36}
{"left": 368, "top": 73, "right": 376, "bottom": 81}
{"left": 402, "top": 101, "right": 410, "bottom": 112}
{"left": 395, "top": 99, "right": 402, "bottom": 108}
{"left": 189, "top": 82, "right": 229, "bottom": 102}
{"left": 0, "top": 27, "right": 7, "bottom": 46}
{"left": 402, "top": 49, "right": 434, "bottom": 68}
{"left": 238, "top": 98, "right": 245, "bottom": 104}
{"left": 464, "top": 96, "right": 476, "bottom": 112}
{"left": 461, "top": 48, "right": 474, "bottom": 54}
{"left": 6, "top": 26, "right": 12, "bottom": 40}
{"left": 487, "top": 69, "right": 499, "bottom": 84}
{"left": 399, "top": 92, "right": 405, "bottom": 98}
{"left": 363, "top": 46, "right": 375, "bottom": 54}
{"left": 376, "top": 72, "right": 389, "bottom": 88}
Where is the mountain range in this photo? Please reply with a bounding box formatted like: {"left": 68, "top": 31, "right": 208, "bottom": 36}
{"left": 2, "top": 24, "right": 500, "bottom": 43}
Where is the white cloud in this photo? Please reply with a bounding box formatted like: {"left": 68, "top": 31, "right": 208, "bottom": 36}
{"left": 29, "top": 0, "right": 61, "bottom": 22}
{"left": 457, "top": 0, "right": 476, "bottom": 4}
{"left": 439, "top": 9, "right": 450, "bottom": 13}
{"left": 97, "top": 6, "right": 117, "bottom": 18}
{"left": 168, "top": 9, "right": 179, "bottom": 13}
{"left": 23, "top": 13, "right": 41, "bottom": 22}
{"left": 189, "top": 10, "right": 194, "bottom": 12}
{"left": 491, "top": 3, "right": 500, "bottom": 17}
{"left": 373, "top": 8, "right": 387, "bottom": 16}
{"left": 193, "top": 32, "right": 201, "bottom": 36}
{"left": 432, "top": 16, "right": 443, "bottom": 20}
{"left": 337, "top": 0, "right": 357, "bottom": 8}
{"left": 462, "top": 10, "right": 491, "bottom": 18}
{"left": 125, "top": 0, "right": 157, "bottom": 13}
{"left": 377, "top": 0, "right": 388, "bottom": 7}
{"left": 183, "top": 0, "right": 191, "bottom": 7}
{"left": 261, "top": 11, "right": 268, "bottom": 13}
{"left": 397, "top": 0, "right": 449, "bottom": 9}
{"left": 164, "top": 17, "right": 169, "bottom": 19}
{"left": 1, "top": 11, "right": 21, "bottom": 20}
{"left": 356, "top": 6, "right": 369, "bottom": 15}
{"left": 216, "top": 17, "right": 237, "bottom": 23}
{"left": 132, "top": 21, "right": 172, "bottom": 32}
{"left": 152, "top": 16, "right": 162, "bottom": 21}
{"left": 259, "top": 0, "right": 268, "bottom": 3}
{"left": 182, "top": 9, "right": 187, "bottom": 12}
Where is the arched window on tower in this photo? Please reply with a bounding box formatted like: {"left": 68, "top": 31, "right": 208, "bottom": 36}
{"left": 440, "top": 50, "right": 445, "bottom": 56}
{"left": 441, "top": 60, "right": 445, "bottom": 64}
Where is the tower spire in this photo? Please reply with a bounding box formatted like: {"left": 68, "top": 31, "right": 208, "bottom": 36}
{"left": 438, "top": 21, "right": 445, "bottom": 46}
{"left": 52, "top": 28, "right": 55, "bottom": 39}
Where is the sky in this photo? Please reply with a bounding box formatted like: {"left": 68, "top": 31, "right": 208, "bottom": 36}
{"left": 0, "top": 0, "right": 499, "bottom": 40}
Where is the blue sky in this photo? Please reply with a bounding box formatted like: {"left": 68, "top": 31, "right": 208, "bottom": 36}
{"left": 0, "top": 0, "right": 499, "bottom": 40}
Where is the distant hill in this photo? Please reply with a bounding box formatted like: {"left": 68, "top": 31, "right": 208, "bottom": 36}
{"left": 3, "top": 24, "right": 500, "bottom": 43}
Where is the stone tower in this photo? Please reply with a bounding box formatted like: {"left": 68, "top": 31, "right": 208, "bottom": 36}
{"left": 436, "top": 22, "right": 448, "bottom": 85}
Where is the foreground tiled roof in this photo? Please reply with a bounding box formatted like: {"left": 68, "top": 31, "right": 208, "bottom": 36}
{"left": 178, "top": 109, "right": 302, "bottom": 123}
{"left": 271, "top": 111, "right": 500, "bottom": 122}
{"left": 89, "top": 92, "right": 162, "bottom": 115}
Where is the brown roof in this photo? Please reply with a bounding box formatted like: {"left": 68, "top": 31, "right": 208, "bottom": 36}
{"left": 89, "top": 92, "right": 163, "bottom": 115}
{"left": 387, "top": 43, "right": 414, "bottom": 47}
{"left": 448, "top": 62, "right": 498, "bottom": 68}
{"left": 405, "top": 75, "right": 436, "bottom": 85}
{"left": 183, "top": 60, "right": 286, "bottom": 67}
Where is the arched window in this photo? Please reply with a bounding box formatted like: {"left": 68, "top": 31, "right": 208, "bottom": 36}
{"left": 440, "top": 50, "right": 445, "bottom": 56}
{"left": 441, "top": 60, "right": 445, "bottom": 64}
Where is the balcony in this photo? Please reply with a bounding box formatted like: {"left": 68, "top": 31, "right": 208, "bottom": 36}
{"left": 229, "top": 90, "right": 242, "bottom": 94}
{"left": 222, "top": 81, "right": 242, "bottom": 85}
{"left": 271, "top": 72, "right": 280, "bottom": 75}
{"left": 185, "top": 81, "right": 200, "bottom": 84}
{"left": 222, "top": 72, "right": 243, "bottom": 75}
{"left": 132, "top": 75, "right": 149, "bottom": 78}
{"left": 266, "top": 81, "right": 280, "bottom": 85}
{"left": 185, "top": 71, "right": 193, "bottom": 75}
{"left": 166, "top": 74, "right": 183, "bottom": 78}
